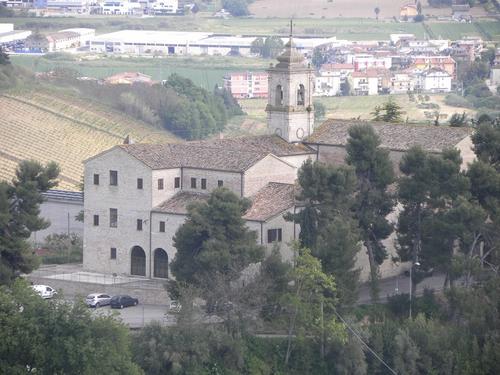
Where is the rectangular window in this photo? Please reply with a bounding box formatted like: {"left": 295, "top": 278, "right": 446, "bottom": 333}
{"left": 159, "top": 221, "right": 165, "bottom": 233}
{"left": 137, "top": 219, "right": 143, "bottom": 231}
{"left": 109, "top": 170, "right": 118, "bottom": 186}
{"left": 137, "top": 178, "right": 143, "bottom": 190}
{"left": 93, "top": 174, "right": 100, "bottom": 185}
{"left": 174, "top": 177, "right": 180, "bottom": 189}
{"left": 191, "top": 177, "right": 197, "bottom": 189}
{"left": 218, "top": 180, "right": 224, "bottom": 187}
{"left": 201, "top": 178, "right": 207, "bottom": 190}
{"left": 93, "top": 214, "right": 99, "bottom": 226}
{"left": 267, "top": 228, "right": 282, "bottom": 243}
{"left": 110, "top": 248, "right": 117, "bottom": 260}
{"left": 109, "top": 208, "right": 118, "bottom": 228}
{"left": 158, "top": 178, "right": 164, "bottom": 190}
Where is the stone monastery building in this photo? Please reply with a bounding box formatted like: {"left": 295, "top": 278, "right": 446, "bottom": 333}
{"left": 83, "top": 35, "right": 473, "bottom": 281}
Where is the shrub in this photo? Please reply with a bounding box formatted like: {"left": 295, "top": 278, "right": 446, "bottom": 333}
{"left": 444, "top": 94, "right": 473, "bottom": 108}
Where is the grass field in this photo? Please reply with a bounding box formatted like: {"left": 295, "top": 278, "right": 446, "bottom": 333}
{"left": 1, "top": 14, "right": 499, "bottom": 40}
{"left": 239, "top": 94, "right": 476, "bottom": 126}
{"left": 10, "top": 55, "right": 269, "bottom": 89}
{"left": 0, "top": 89, "right": 178, "bottom": 190}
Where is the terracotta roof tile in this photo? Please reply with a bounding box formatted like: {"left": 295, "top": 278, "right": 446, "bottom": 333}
{"left": 306, "top": 119, "right": 472, "bottom": 153}
{"left": 189, "top": 135, "right": 314, "bottom": 157}
{"left": 153, "top": 182, "right": 296, "bottom": 221}
{"left": 119, "top": 143, "right": 267, "bottom": 172}
{"left": 243, "top": 182, "right": 295, "bottom": 222}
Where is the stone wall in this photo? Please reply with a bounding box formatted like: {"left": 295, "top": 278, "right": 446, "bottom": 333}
{"left": 243, "top": 155, "right": 296, "bottom": 197}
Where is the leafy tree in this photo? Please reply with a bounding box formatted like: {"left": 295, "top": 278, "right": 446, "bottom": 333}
{"left": 0, "top": 160, "right": 59, "bottom": 284}
{"left": 314, "top": 100, "right": 326, "bottom": 122}
{"left": 315, "top": 217, "right": 361, "bottom": 306}
{"left": 170, "top": 188, "right": 264, "bottom": 313}
{"left": 393, "top": 329, "right": 420, "bottom": 375}
{"left": 334, "top": 336, "right": 367, "bottom": 375}
{"left": 250, "top": 37, "right": 264, "bottom": 55}
{"left": 312, "top": 47, "right": 327, "bottom": 69}
{"left": 0, "top": 280, "right": 142, "bottom": 374}
{"left": 449, "top": 112, "right": 468, "bottom": 127}
{"left": 222, "top": 0, "right": 250, "bottom": 16}
{"left": 282, "top": 245, "right": 344, "bottom": 365}
{"left": 346, "top": 124, "right": 395, "bottom": 300}
{"left": 39, "top": 233, "right": 83, "bottom": 264}
{"left": 472, "top": 121, "right": 500, "bottom": 171}
{"left": 0, "top": 46, "right": 9, "bottom": 65}
{"left": 340, "top": 80, "right": 351, "bottom": 96}
{"left": 262, "top": 36, "right": 284, "bottom": 59}
{"left": 417, "top": 1, "right": 422, "bottom": 14}
{"left": 372, "top": 97, "right": 404, "bottom": 122}
{"left": 397, "top": 148, "right": 469, "bottom": 289}
{"left": 374, "top": 7, "right": 380, "bottom": 20}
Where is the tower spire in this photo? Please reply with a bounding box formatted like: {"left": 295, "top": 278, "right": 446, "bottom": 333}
{"left": 289, "top": 19, "right": 293, "bottom": 38}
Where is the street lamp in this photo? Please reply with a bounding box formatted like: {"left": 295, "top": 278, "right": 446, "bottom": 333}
{"left": 409, "top": 261, "right": 420, "bottom": 319}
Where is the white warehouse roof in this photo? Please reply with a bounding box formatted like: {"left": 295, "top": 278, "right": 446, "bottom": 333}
{"left": 91, "top": 30, "right": 213, "bottom": 45}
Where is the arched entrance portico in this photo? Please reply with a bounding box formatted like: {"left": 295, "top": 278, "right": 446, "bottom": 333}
{"left": 153, "top": 248, "right": 168, "bottom": 279}
{"left": 131, "top": 246, "right": 146, "bottom": 276}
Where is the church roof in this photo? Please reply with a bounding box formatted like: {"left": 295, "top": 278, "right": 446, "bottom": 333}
{"left": 189, "top": 135, "right": 315, "bottom": 157}
{"left": 153, "top": 182, "right": 296, "bottom": 222}
{"left": 306, "top": 119, "right": 472, "bottom": 153}
{"left": 153, "top": 191, "right": 208, "bottom": 215}
{"left": 243, "top": 182, "right": 296, "bottom": 222}
{"left": 118, "top": 143, "right": 267, "bottom": 172}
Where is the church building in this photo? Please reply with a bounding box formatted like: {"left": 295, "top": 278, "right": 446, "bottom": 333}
{"left": 82, "top": 33, "right": 473, "bottom": 281}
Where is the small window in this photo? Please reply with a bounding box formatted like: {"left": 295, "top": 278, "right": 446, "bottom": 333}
{"left": 110, "top": 208, "right": 118, "bottom": 228}
{"left": 93, "top": 215, "right": 99, "bottom": 226}
{"left": 159, "top": 221, "right": 165, "bottom": 233}
{"left": 137, "top": 178, "right": 143, "bottom": 190}
{"left": 109, "top": 170, "right": 118, "bottom": 186}
{"left": 267, "top": 228, "right": 282, "bottom": 243}
{"left": 93, "top": 174, "right": 100, "bottom": 185}
{"left": 110, "top": 248, "right": 117, "bottom": 259}
{"left": 137, "top": 219, "right": 143, "bottom": 231}
{"left": 174, "top": 177, "right": 180, "bottom": 189}
{"left": 201, "top": 178, "right": 207, "bottom": 190}
{"left": 218, "top": 180, "right": 224, "bottom": 187}
{"left": 158, "top": 178, "right": 164, "bottom": 190}
{"left": 191, "top": 177, "right": 197, "bottom": 189}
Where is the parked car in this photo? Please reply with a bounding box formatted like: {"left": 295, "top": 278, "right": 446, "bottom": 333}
{"left": 32, "top": 285, "right": 57, "bottom": 299}
{"left": 110, "top": 295, "right": 139, "bottom": 309}
{"left": 85, "top": 293, "right": 112, "bottom": 308}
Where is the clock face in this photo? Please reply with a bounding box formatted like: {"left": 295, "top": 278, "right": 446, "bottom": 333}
{"left": 296, "top": 128, "right": 304, "bottom": 139}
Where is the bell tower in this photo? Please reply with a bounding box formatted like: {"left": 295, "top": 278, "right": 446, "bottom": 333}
{"left": 266, "top": 22, "right": 315, "bottom": 143}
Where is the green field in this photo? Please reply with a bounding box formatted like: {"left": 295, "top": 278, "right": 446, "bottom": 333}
{"left": 1, "top": 14, "right": 499, "bottom": 40}
{"left": 239, "top": 94, "right": 476, "bottom": 125}
{"left": 10, "top": 55, "right": 269, "bottom": 89}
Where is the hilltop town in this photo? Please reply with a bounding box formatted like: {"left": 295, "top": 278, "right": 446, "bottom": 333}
{"left": 1, "top": 1, "right": 500, "bottom": 374}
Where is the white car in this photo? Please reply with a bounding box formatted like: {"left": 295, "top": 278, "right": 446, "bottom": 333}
{"left": 85, "top": 293, "right": 112, "bottom": 308}
{"left": 32, "top": 285, "right": 57, "bottom": 299}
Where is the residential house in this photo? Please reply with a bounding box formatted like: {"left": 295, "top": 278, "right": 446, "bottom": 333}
{"left": 400, "top": 3, "right": 418, "bottom": 20}
{"left": 315, "top": 63, "right": 354, "bottom": 97}
{"left": 25, "top": 31, "right": 81, "bottom": 52}
{"left": 391, "top": 71, "right": 415, "bottom": 94}
{"left": 351, "top": 70, "right": 379, "bottom": 96}
{"left": 223, "top": 71, "right": 268, "bottom": 99}
{"left": 416, "top": 68, "right": 452, "bottom": 93}
{"left": 413, "top": 56, "right": 457, "bottom": 78}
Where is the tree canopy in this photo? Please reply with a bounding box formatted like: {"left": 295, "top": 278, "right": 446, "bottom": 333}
{"left": 0, "top": 160, "right": 60, "bottom": 284}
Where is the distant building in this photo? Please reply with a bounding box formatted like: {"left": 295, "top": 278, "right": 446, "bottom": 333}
{"left": 104, "top": 72, "right": 156, "bottom": 86}
{"left": 416, "top": 68, "right": 452, "bottom": 93}
{"left": 391, "top": 72, "right": 415, "bottom": 94}
{"left": 350, "top": 54, "right": 392, "bottom": 71}
{"left": 150, "top": 0, "right": 178, "bottom": 14}
{"left": 400, "top": 3, "right": 418, "bottom": 19}
{"left": 0, "top": 23, "right": 31, "bottom": 45}
{"left": 25, "top": 31, "right": 81, "bottom": 52}
{"left": 31, "top": 190, "right": 84, "bottom": 245}
{"left": 46, "top": 0, "right": 90, "bottom": 13}
{"left": 5, "top": 0, "right": 34, "bottom": 8}
{"left": 314, "top": 63, "right": 354, "bottom": 97}
{"left": 101, "top": 1, "right": 142, "bottom": 15}
{"left": 223, "top": 71, "right": 268, "bottom": 99}
{"left": 413, "top": 56, "right": 457, "bottom": 78}
{"left": 351, "top": 70, "right": 379, "bottom": 96}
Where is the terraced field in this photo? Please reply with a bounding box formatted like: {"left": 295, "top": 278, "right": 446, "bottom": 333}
{"left": 0, "top": 91, "right": 179, "bottom": 190}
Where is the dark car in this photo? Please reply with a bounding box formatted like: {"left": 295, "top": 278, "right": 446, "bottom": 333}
{"left": 110, "top": 295, "right": 139, "bottom": 309}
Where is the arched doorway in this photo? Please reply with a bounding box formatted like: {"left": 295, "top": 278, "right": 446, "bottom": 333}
{"left": 153, "top": 248, "right": 169, "bottom": 278}
{"left": 131, "top": 246, "right": 146, "bottom": 276}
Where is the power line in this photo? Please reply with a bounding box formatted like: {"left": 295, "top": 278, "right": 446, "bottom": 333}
{"left": 333, "top": 309, "right": 398, "bottom": 375}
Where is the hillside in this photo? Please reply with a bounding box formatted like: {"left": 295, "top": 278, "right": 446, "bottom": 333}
{"left": 0, "top": 90, "right": 179, "bottom": 190}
